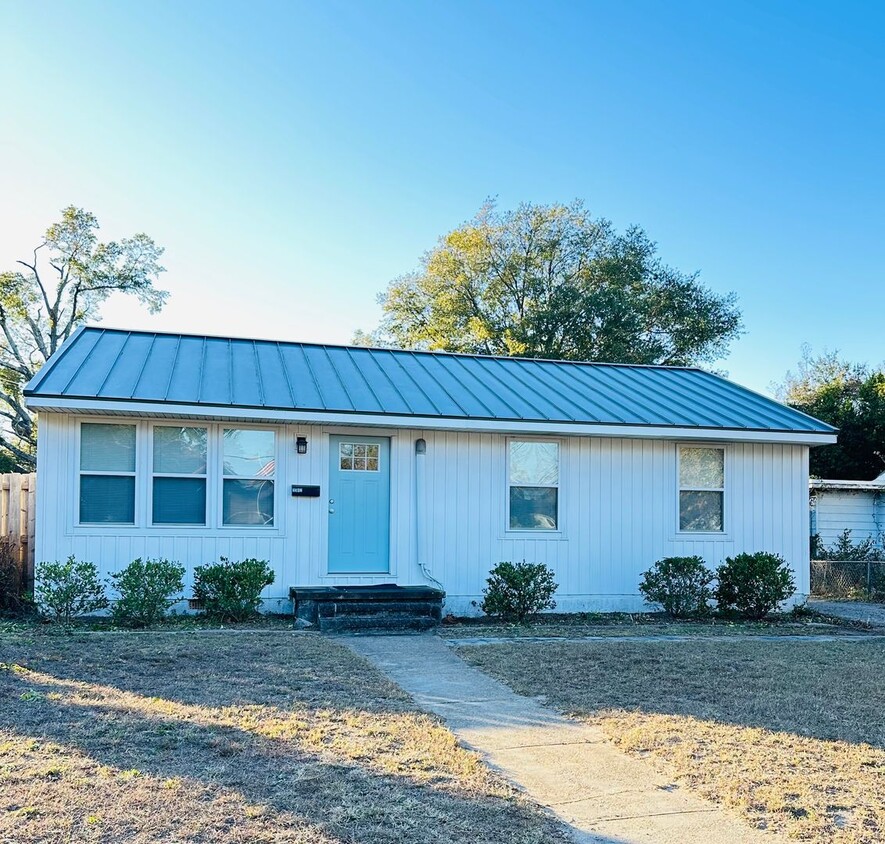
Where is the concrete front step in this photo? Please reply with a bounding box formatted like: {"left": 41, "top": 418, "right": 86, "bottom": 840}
{"left": 290, "top": 584, "right": 445, "bottom": 633}
{"left": 319, "top": 614, "right": 439, "bottom": 634}
{"left": 318, "top": 600, "right": 442, "bottom": 619}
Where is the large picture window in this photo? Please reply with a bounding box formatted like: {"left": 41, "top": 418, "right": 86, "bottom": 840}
{"left": 79, "top": 423, "right": 136, "bottom": 524}
{"left": 508, "top": 440, "right": 559, "bottom": 530}
{"left": 678, "top": 446, "right": 725, "bottom": 532}
{"left": 152, "top": 426, "right": 207, "bottom": 525}
{"left": 222, "top": 429, "right": 275, "bottom": 526}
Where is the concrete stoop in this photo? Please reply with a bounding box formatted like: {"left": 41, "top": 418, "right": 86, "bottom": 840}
{"left": 289, "top": 584, "right": 444, "bottom": 633}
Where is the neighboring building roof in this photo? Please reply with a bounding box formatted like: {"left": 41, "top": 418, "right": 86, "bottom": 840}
{"left": 811, "top": 473, "right": 885, "bottom": 492}
{"left": 25, "top": 327, "right": 837, "bottom": 437}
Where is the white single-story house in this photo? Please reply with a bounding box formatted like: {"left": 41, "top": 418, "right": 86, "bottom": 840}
{"left": 24, "top": 327, "right": 837, "bottom": 619}
{"left": 810, "top": 472, "right": 885, "bottom": 553}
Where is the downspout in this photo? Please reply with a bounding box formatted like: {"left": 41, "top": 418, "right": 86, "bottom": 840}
{"left": 875, "top": 490, "right": 883, "bottom": 551}
{"left": 809, "top": 489, "right": 817, "bottom": 546}
{"left": 415, "top": 437, "right": 443, "bottom": 591}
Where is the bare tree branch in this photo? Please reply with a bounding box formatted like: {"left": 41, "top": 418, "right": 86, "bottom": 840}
{"left": 0, "top": 206, "right": 167, "bottom": 469}
{"left": 0, "top": 433, "right": 35, "bottom": 469}
{"left": 0, "top": 308, "right": 34, "bottom": 376}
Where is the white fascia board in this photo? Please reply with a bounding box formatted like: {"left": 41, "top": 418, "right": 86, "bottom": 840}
{"left": 810, "top": 479, "right": 885, "bottom": 490}
{"left": 25, "top": 396, "right": 839, "bottom": 445}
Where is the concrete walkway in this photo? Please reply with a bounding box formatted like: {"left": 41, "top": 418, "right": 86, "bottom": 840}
{"left": 346, "top": 634, "right": 784, "bottom": 844}
{"left": 808, "top": 598, "right": 885, "bottom": 627}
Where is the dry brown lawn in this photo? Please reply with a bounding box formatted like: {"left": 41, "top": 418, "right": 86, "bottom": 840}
{"left": 0, "top": 628, "right": 569, "bottom": 844}
{"left": 459, "top": 638, "right": 885, "bottom": 844}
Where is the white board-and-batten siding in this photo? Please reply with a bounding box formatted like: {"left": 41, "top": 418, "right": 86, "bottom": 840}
{"left": 35, "top": 412, "right": 810, "bottom": 615}
{"left": 811, "top": 489, "right": 884, "bottom": 551}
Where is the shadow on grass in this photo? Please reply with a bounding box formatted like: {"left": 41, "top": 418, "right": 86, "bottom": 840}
{"left": 458, "top": 637, "right": 885, "bottom": 843}
{"left": 0, "top": 631, "right": 626, "bottom": 844}
{"left": 459, "top": 637, "right": 885, "bottom": 746}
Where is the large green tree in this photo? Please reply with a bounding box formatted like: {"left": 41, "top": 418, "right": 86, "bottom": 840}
{"left": 356, "top": 201, "right": 742, "bottom": 365}
{"left": 0, "top": 207, "right": 167, "bottom": 470}
{"left": 779, "top": 347, "right": 885, "bottom": 480}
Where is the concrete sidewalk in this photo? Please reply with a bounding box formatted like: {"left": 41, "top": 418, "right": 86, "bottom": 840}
{"left": 346, "top": 634, "right": 783, "bottom": 844}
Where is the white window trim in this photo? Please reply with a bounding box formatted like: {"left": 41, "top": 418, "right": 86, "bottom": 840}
{"left": 149, "top": 423, "right": 210, "bottom": 527}
{"left": 676, "top": 443, "right": 727, "bottom": 536}
{"left": 76, "top": 421, "right": 138, "bottom": 527}
{"left": 504, "top": 436, "right": 563, "bottom": 534}
{"left": 219, "top": 425, "right": 278, "bottom": 529}
{"left": 337, "top": 440, "right": 382, "bottom": 473}
{"left": 72, "top": 419, "right": 283, "bottom": 533}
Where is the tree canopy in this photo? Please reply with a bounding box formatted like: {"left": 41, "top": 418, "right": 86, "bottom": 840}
{"left": 779, "top": 347, "right": 885, "bottom": 480}
{"left": 0, "top": 207, "right": 167, "bottom": 469}
{"left": 356, "top": 201, "right": 742, "bottom": 366}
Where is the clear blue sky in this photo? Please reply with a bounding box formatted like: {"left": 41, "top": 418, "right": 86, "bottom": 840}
{"left": 1, "top": 0, "right": 882, "bottom": 394}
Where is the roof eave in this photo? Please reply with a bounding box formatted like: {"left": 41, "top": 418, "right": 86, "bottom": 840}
{"left": 24, "top": 395, "right": 839, "bottom": 445}
{"left": 23, "top": 325, "right": 89, "bottom": 394}
{"left": 810, "top": 479, "right": 885, "bottom": 491}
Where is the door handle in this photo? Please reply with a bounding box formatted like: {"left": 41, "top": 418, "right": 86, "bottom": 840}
{"left": 328, "top": 507, "right": 335, "bottom": 514}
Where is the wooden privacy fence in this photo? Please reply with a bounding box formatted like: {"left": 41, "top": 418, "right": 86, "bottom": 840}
{"left": 0, "top": 473, "right": 36, "bottom": 590}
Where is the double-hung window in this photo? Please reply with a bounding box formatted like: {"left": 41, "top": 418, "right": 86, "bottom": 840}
{"left": 79, "top": 423, "right": 136, "bottom": 524}
{"left": 508, "top": 440, "right": 559, "bottom": 530}
{"left": 222, "top": 429, "right": 275, "bottom": 526}
{"left": 152, "top": 426, "right": 208, "bottom": 525}
{"left": 678, "top": 446, "right": 725, "bottom": 532}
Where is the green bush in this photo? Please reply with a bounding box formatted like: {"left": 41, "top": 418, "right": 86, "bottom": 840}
{"left": 110, "top": 558, "right": 185, "bottom": 628}
{"left": 481, "top": 561, "right": 557, "bottom": 622}
{"left": 35, "top": 556, "right": 108, "bottom": 623}
{"left": 715, "top": 552, "right": 796, "bottom": 619}
{"left": 192, "top": 557, "right": 274, "bottom": 621}
{"left": 638, "top": 556, "right": 713, "bottom": 618}
{"left": 811, "top": 528, "right": 884, "bottom": 562}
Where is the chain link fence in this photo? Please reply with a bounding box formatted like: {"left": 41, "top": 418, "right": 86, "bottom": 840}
{"left": 811, "top": 559, "right": 885, "bottom": 600}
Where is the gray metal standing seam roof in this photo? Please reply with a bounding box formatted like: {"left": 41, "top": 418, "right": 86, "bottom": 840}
{"left": 23, "top": 327, "right": 836, "bottom": 434}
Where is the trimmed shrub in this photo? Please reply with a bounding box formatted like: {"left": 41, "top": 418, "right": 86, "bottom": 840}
{"left": 638, "top": 556, "right": 713, "bottom": 618}
{"left": 193, "top": 557, "right": 274, "bottom": 621}
{"left": 35, "top": 556, "right": 108, "bottom": 623}
{"left": 110, "top": 558, "right": 185, "bottom": 628}
{"left": 481, "top": 561, "right": 557, "bottom": 622}
{"left": 715, "top": 552, "right": 796, "bottom": 619}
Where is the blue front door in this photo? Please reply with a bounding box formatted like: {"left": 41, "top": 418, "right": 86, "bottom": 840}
{"left": 327, "top": 435, "right": 391, "bottom": 573}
